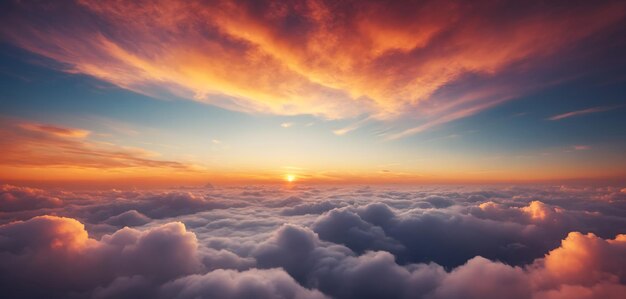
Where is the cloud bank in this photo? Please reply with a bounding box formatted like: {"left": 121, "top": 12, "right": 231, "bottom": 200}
{"left": 0, "top": 184, "right": 625, "bottom": 298}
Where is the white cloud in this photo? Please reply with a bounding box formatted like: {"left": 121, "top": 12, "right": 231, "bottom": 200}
{"left": 1, "top": 184, "right": 625, "bottom": 298}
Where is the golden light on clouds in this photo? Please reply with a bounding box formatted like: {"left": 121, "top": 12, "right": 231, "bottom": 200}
{"left": 1, "top": 1, "right": 625, "bottom": 185}
{"left": 1, "top": 2, "right": 626, "bottom": 295}
{"left": 2, "top": 0, "right": 624, "bottom": 124}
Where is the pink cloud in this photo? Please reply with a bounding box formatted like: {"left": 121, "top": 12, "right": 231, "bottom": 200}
{"left": 548, "top": 106, "right": 621, "bottom": 121}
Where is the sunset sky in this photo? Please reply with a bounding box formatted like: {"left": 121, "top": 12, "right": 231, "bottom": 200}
{"left": 1, "top": 0, "right": 626, "bottom": 185}
{"left": 2, "top": 2, "right": 626, "bottom": 299}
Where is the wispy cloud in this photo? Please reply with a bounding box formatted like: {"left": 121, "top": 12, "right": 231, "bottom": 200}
{"left": 333, "top": 118, "right": 371, "bottom": 136}
{"left": 2, "top": 0, "right": 624, "bottom": 123}
{"left": 547, "top": 105, "right": 621, "bottom": 121}
{"left": 0, "top": 118, "right": 192, "bottom": 170}
{"left": 280, "top": 122, "right": 294, "bottom": 128}
{"left": 18, "top": 122, "right": 90, "bottom": 138}
{"left": 385, "top": 98, "right": 503, "bottom": 140}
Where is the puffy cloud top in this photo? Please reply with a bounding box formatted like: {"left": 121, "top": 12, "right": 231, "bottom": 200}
{"left": 0, "top": 184, "right": 625, "bottom": 298}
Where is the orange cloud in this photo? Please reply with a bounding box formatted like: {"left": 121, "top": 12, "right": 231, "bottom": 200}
{"left": 2, "top": 0, "right": 624, "bottom": 130}
{"left": 521, "top": 201, "right": 555, "bottom": 221}
{"left": 18, "top": 122, "right": 90, "bottom": 138}
{"left": 3, "top": 215, "right": 95, "bottom": 252}
{"left": 537, "top": 232, "right": 626, "bottom": 287}
{"left": 527, "top": 232, "right": 626, "bottom": 299}
{"left": 0, "top": 118, "right": 192, "bottom": 170}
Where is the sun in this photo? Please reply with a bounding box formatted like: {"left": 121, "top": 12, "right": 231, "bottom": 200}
{"left": 285, "top": 174, "right": 296, "bottom": 183}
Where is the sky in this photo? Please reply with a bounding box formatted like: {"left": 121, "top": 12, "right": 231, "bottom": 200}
{"left": 1, "top": 2, "right": 626, "bottom": 299}
{"left": 1, "top": 0, "right": 626, "bottom": 186}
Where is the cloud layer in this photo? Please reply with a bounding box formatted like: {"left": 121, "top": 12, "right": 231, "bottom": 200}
{"left": 0, "top": 184, "right": 625, "bottom": 298}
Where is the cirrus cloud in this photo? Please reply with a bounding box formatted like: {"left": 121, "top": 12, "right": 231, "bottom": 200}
{"left": 1, "top": 0, "right": 625, "bottom": 134}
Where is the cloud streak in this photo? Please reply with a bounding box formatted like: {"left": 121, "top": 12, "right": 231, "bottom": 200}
{"left": 548, "top": 106, "right": 622, "bottom": 121}
{"left": 0, "top": 118, "right": 193, "bottom": 170}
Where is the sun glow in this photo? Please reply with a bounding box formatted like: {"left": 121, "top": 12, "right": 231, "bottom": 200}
{"left": 285, "top": 174, "right": 296, "bottom": 183}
